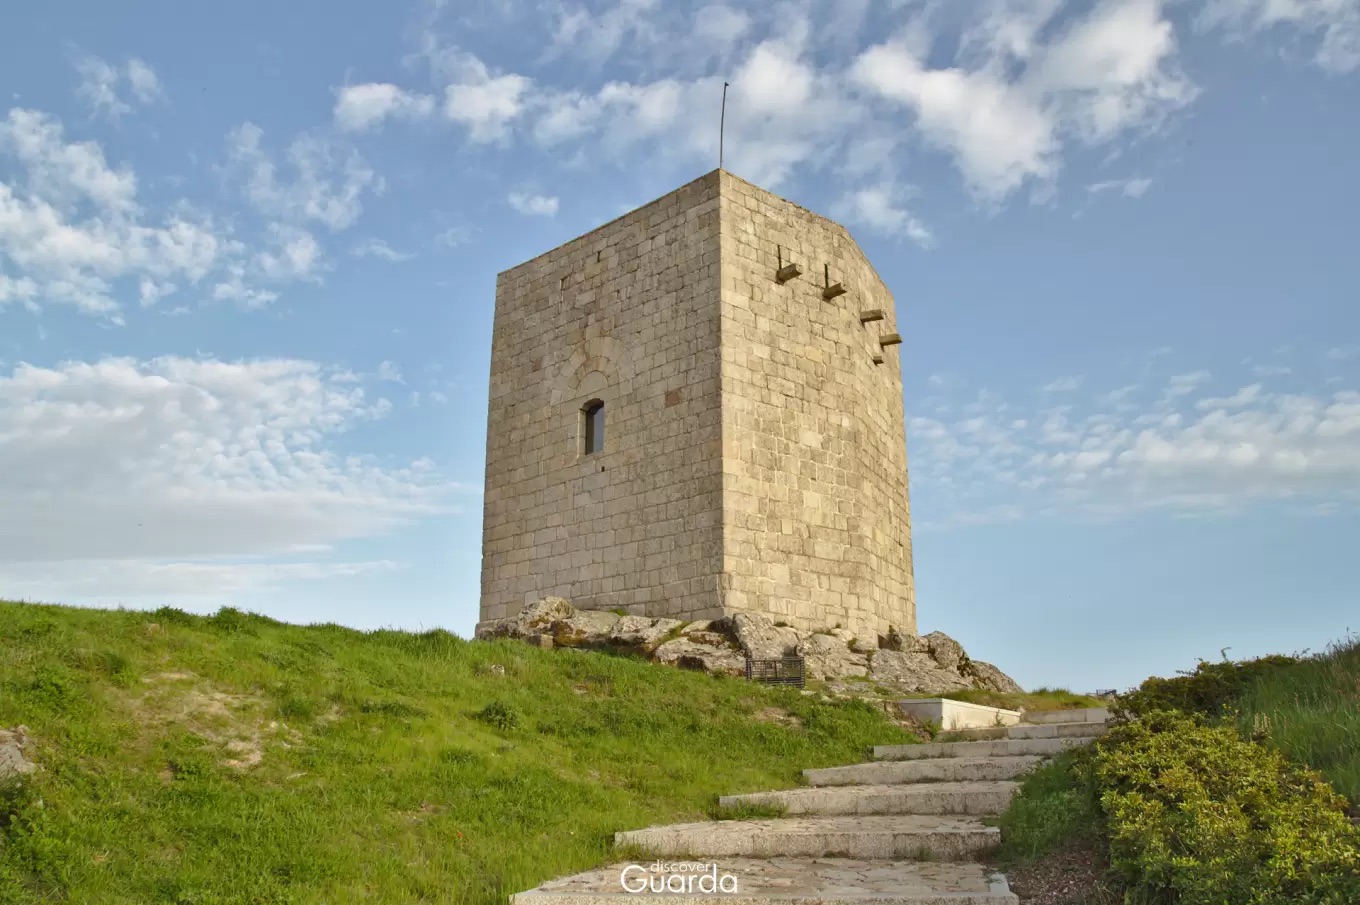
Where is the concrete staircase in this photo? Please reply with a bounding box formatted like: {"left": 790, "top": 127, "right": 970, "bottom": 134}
{"left": 509, "top": 707, "right": 1110, "bottom": 903}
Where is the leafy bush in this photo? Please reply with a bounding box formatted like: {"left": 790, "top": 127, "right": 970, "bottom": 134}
{"left": 1093, "top": 710, "right": 1360, "bottom": 905}
{"left": 475, "top": 700, "right": 520, "bottom": 731}
{"left": 1112, "top": 653, "right": 1298, "bottom": 721}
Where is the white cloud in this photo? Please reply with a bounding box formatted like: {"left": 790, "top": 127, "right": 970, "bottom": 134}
{"left": 0, "top": 558, "right": 399, "bottom": 605}
{"left": 851, "top": 0, "right": 1194, "bottom": 200}
{"left": 0, "top": 108, "right": 227, "bottom": 318}
{"left": 74, "top": 55, "right": 165, "bottom": 119}
{"left": 1088, "top": 176, "right": 1153, "bottom": 197}
{"left": 0, "top": 356, "right": 458, "bottom": 598}
{"left": 210, "top": 265, "right": 279, "bottom": 309}
{"left": 440, "top": 54, "right": 534, "bottom": 143}
{"left": 1198, "top": 0, "right": 1360, "bottom": 73}
{"left": 375, "top": 360, "right": 405, "bottom": 383}
{"left": 226, "top": 122, "right": 378, "bottom": 231}
{"left": 351, "top": 238, "right": 414, "bottom": 261}
{"left": 551, "top": 0, "right": 661, "bottom": 61}
{"left": 1166, "top": 370, "right": 1212, "bottom": 396}
{"left": 252, "top": 225, "right": 324, "bottom": 282}
{"left": 908, "top": 359, "right": 1360, "bottom": 526}
{"left": 333, "top": 82, "right": 435, "bottom": 132}
{"left": 507, "top": 191, "right": 559, "bottom": 216}
{"left": 695, "top": 3, "right": 752, "bottom": 53}
{"left": 1044, "top": 375, "right": 1085, "bottom": 392}
{"left": 832, "top": 182, "right": 933, "bottom": 246}
{"left": 433, "top": 225, "right": 474, "bottom": 250}
{"left": 0, "top": 108, "right": 138, "bottom": 212}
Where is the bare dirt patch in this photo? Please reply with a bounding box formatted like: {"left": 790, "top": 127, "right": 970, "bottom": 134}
{"left": 752, "top": 707, "right": 804, "bottom": 730}
{"left": 1003, "top": 839, "right": 1118, "bottom": 905}
{"left": 122, "top": 671, "right": 302, "bottom": 771}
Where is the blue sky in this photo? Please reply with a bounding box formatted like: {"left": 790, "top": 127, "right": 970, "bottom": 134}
{"left": 1, "top": 0, "right": 1356, "bottom": 694}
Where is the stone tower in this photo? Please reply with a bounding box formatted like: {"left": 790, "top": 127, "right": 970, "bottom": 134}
{"left": 479, "top": 170, "right": 915, "bottom": 642}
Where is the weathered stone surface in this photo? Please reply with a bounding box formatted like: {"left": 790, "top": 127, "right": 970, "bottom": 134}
{"left": 518, "top": 596, "right": 574, "bottom": 631}
{"left": 733, "top": 612, "right": 802, "bottom": 660}
{"left": 925, "top": 631, "right": 969, "bottom": 673}
{"left": 651, "top": 638, "right": 745, "bottom": 676}
{"left": 679, "top": 619, "right": 714, "bottom": 635}
{"left": 965, "top": 660, "right": 1023, "bottom": 694}
{"left": 0, "top": 726, "right": 35, "bottom": 780}
{"left": 551, "top": 609, "right": 621, "bottom": 645}
{"left": 871, "top": 650, "right": 972, "bottom": 693}
{"left": 610, "top": 615, "right": 683, "bottom": 648}
{"left": 685, "top": 630, "right": 738, "bottom": 649}
{"left": 798, "top": 632, "right": 869, "bottom": 681}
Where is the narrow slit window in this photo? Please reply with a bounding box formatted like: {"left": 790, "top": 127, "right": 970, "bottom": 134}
{"left": 582, "top": 400, "right": 605, "bottom": 455}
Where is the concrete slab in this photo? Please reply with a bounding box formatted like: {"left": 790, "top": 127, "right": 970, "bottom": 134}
{"left": 719, "top": 781, "right": 1019, "bottom": 816}
{"left": 938, "top": 722, "right": 1108, "bottom": 743}
{"left": 874, "top": 737, "right": 1094, "bottom": 761}
{"left": 1021, "top": 708, "right": 1109, "bottom": 725}
{"left": 804, "top": 756, "right": 1044, "bottom": 787}
{"left": 615, "top": 815, "right": 1000, "bottom": 861}
{"left": 897, "top": 699, "right": 1021, "bottom": 730}
{"left": 510, "top": 857, "right": 1018, "bottom": 903}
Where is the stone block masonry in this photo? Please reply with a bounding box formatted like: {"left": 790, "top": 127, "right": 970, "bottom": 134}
{"left": 479, "top": 169, "right": 915, "bottom": 642}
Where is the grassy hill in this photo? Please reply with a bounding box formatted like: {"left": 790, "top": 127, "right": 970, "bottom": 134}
{"left": 0, "top": 600, "right": 916, "bottom": 905}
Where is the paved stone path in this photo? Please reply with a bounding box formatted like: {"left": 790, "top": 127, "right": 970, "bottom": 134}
{"left": 510, "top": 707, "right": 1111, "bottom": 903}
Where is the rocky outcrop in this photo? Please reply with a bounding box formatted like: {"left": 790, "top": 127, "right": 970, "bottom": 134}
{"left": 798, "top": 633, "right": 869, "bottom": 681}
{"left": 0, "top": 726, "right": 35, "bottom": 780}
{"left": 476, "top": 599, "right": 1022, "bottom": 696}
{"left": 964, "top": 660, "right": 1024, "bottom": 694}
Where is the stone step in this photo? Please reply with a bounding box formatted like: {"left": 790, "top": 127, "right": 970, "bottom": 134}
{"left": 805, "top": 756, "right": 1043, "bottom": 787}
{"left": 874, "top": 736, "right": 1094, "bottom": 761}
{"left": 1022, "top": 707, "right": 1109, "bottom": 724}
{"left": 938, "top": 722, "right": 1108, "bottom": 742}
{"left": 615, "top": 815, "right": 1000, "bottom": 861}
{"left": 510, "top": 857, "right": 1017, "bottom": 903}
{"left": 719, "top": 781, "right": 1018, "bottom": 817}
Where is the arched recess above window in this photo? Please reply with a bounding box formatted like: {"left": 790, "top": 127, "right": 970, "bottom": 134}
{"left": 581, "top": 399, "right": 605, "bottom": 455}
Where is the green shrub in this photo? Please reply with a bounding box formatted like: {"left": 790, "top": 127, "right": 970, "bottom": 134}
{"left": 1112, "top": 653, "right": 1298, "bottom": 721}
{"left": 1093, "top": 710, "right": 1360, "bottom": 905}
{"left": 475, "top": 700, "right": 520, "bottom": 731}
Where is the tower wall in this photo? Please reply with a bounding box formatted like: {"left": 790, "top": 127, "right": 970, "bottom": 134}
{"left": 715, "top": 172, "right": 915, "bottom": 640}
{"left": 480, "top": 170, "right": 915, "bottom": 639}
{"left": 480, "top": 173, "right": 728, "bottom": 623}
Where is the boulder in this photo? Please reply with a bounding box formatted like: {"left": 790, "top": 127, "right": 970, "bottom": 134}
{"left": 517, "top": 597, "right": 575, "bottom": 632}
{"left": 610, "top": 615, "right": 684, "bottom": 649}
{"left": 652, "top": 638, "right": 746, "bottom": 676}
{"left": 0, "top": 726, "right": 35, "bottom": 780}
{"left": 924, "top": 631, "right": 969, "bottom": 672}
{"left": 731, "top": 612, "right": 802, "bottom": 660}
{"left": 552, "top": 609, "right": 621, "bottom": 646}
{"left": 684, "top": 630, "right": 739, "bottom": 649}
{"left": 965, "top": 659, "right": 1024, "bottom": 694}
{"left": 798, "top": 633, "right": 869, "bottom": 681}
{"left": 869, "top": 649, "right": 972, "bottom": 694}
{"left": 679, "top": 620, "right": 714, "bottom": 635}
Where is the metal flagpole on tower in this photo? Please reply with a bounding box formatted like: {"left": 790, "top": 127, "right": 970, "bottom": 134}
{"left": 719, "top": 81, "right": 729, "bottom": 170}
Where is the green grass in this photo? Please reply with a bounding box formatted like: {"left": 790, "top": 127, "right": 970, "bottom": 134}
{"left": 994, "top": 748, "right": 1100, "bottom": 864}
{"left": 941, "top": 686, "right": 1106, "bottom": 713}
{"left": 0, "top": 600, "right": 917, "bottom": 905}
{"left": 1231, "top": 633, "right": 1360, "bottom": 807}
